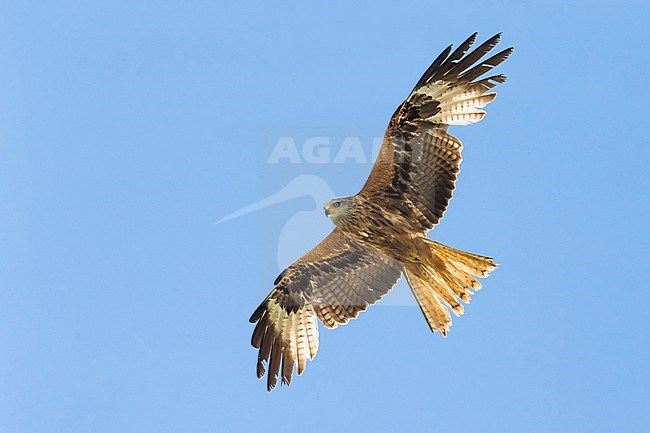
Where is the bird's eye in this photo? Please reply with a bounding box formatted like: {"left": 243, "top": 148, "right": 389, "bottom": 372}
{"left": 333, "top": 202, "right": 340, "bottom": 208}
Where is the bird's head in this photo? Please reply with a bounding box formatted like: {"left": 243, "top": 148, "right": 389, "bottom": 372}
{"left": 324, "top": 196, "right": 353, "bottom": 225}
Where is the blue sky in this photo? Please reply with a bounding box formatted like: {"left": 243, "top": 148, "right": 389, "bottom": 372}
{"left": 1, "top": 1, "right": 648, "bottom": 432}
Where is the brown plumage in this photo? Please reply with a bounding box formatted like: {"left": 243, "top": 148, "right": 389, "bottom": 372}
{"left": 251, "top": 33, "right": 512, "bottom": 390}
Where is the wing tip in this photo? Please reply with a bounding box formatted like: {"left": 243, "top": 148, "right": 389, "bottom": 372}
{"left": 250, "top": 297, "right": 270, "bottom": 323}
{"left": 500, "top": 46, "right": 515, "bottom": 60}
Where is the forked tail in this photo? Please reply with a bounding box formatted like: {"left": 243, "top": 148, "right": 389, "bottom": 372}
{"left": 404, "top": 239, "right": 497, "bottom": 335}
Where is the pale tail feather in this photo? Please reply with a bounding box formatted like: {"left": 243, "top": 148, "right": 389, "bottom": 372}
{"left": 404, "top": 239, "right": 497, "bottom": 335}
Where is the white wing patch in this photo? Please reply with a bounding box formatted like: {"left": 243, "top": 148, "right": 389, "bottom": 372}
{"left": 414, "top": 81, "right": 498, "bottom": 126}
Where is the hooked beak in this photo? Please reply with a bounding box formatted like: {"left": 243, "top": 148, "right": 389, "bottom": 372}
{"left": 324, "top": 207, "right": 331, "bottom": 217}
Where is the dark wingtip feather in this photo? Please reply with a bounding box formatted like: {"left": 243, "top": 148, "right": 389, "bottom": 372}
{"left": 446, "top": 33, "right": 478, "bottom": 63}
{"left": 465, "top": 32, "right": 479, "bottom": 46}
{"left": 249, "top": 299, "right": 268, "bottom": 323}
{"left": 457, "top": 46, "right": 514, "bottom": 83}
{"left": 251, "top": 316, "right": 267, "bottom": 348}
{"left": 413, "top": 33, "right": 480, "bottom": 92}
{"left": 413, "top": 44, "right": 453, "bottom": 91}
{"left": 249, "top": 308, "right": 262, "bottom": 323}
{"left": 426, "top": 33, "right": 482, "bottom": 83}
{"left": 257, "top": 359, "right": 266, "bottom": 379}
{"left": 444, "top": 33, "right": 503, "bottom": 79}
{"left": 493, "top": 46, "right": 514, "bottom": 64}
{"left": 471, "top": 74, "right": 507, "bottom": 92}
{"left": 412, "top": 33, "right": 513, "bottom": 94}
{"left": 267, "top": 338, "right": 282, "bottom": 391}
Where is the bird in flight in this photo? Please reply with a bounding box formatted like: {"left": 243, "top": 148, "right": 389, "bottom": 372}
{"left": 250, "top": 33, "right": 513, "bottom": 391}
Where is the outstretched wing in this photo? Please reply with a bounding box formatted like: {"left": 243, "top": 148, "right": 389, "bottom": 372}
{"left": 360, "top": 33, "right": 512, "bottom": 231}
{"left": 250, "top": 228, "right": 402, "bottom": 390}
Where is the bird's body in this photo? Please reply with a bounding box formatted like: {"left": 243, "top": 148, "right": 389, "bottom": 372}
{"left": 327, "top": 196, "right": 419, "bottom": 246}
{"left": 250, "top": 33, "right": 513, "bottom": 390}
